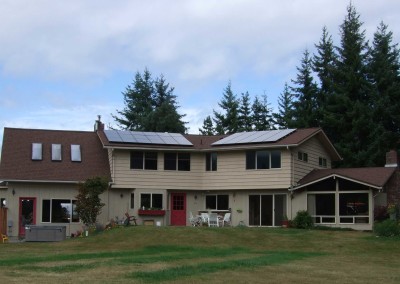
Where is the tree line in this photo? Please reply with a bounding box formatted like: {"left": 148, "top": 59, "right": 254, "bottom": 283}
{"left": 113, "top": 4, "right": 400, "bottom": 168}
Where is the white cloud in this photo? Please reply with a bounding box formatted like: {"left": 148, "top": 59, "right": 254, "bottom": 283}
{"left": 1, "top": 0, "right": 400, "bottom": 143}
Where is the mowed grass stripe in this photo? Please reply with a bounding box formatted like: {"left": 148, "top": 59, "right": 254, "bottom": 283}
{"left": 130, "top": 251, "right": 325, "bottom": 282}
{"left": 7, "top": 245, "right": 251, "bottom": 272}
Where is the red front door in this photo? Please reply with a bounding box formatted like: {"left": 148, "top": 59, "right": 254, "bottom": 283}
{"left": 170, "top": 193, "right": 186, "bottom": 226}
{"left": 19, "top": 197, "right": 36, "bottom": 237}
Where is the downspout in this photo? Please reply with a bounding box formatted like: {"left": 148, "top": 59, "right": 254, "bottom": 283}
{"left": 288, "top": 145, "right": 294, "bottom": 219}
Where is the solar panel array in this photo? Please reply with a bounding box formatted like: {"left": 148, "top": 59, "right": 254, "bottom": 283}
{"left": 104, "top": 130, "right": 193, "bottom": 146}
{"left": 212, "top": 129, "right": 296, "bottom": 146}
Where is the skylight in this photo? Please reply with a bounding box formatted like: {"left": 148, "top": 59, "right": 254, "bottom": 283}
{"left": 32, "top": 143, "right": 43, "bottom": 160}
{"left": 52, "top": 144, "right": 62, "bottom": 161}
{"left": 71, "top": 145, "right": 81, "bottom": 162}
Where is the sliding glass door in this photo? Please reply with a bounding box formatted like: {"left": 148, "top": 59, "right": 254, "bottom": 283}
{"left": 249, "top": 194, "right": 287, "bottom": 226}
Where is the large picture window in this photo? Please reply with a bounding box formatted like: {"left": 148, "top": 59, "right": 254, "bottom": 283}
{"left": 205, "top": 195, "right": 229, "bottom": 210}
{"left": 246, "top": 150, "right": 281, "bottom": 169}
{"left": 42, "top": 199, "right": 79, "bottom": 223}
{"left": 140, "top": 193, "right": 163, "bottom": 209}
{"left": 164, "top": 153, "right": 190, "bottom": 171}
{"left": 130, "top": 151, "right": 158, "bottom": 170}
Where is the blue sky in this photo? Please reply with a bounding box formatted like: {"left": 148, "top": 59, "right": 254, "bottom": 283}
{"left": 1, "top": 0, "right": 400, "bottom": 150}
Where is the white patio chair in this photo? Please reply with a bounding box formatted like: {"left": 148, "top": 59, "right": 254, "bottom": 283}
{"left": 200, "top": 213, "right": 209, "bottom": 224}
{"left": 189, "top": 212, "right": 201, "bottom": 227}
{"left": 208, "top": 213, "right": 219, "bottom": 227}
{"left": 221, "top": 212, "right": 231, "bottom": 227}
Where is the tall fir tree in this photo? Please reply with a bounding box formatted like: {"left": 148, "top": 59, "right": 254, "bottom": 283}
{"left": 213, "top": 82, "right": 239, "bottom": 134}
{"left": 367, "top": 22, "right": 400, "bottom": 165}
{"left": 332, "top": 4, "right": 373, "bottom": 167}
{"left": 290, "top": 49, "right": 319, "bottom": 128}
{"left": 273, "top": 83, "right": 295, "bottom": 129}
{"left": 199, "top": 115, "right": 215, "bottom": 135}
{"left": 313, "top": 26, "right": 338, "bottom": 139}
{"left": 238, "top": 92, "right": 253, "bottom": 132}
{"left": 113, "top": 69, "right": 153, "bottom": 131}
{"left": 113, "top": 69, "right": 187, "bottom": 133}
{"left": 251, "top": 94, "right": 275, "bottom": 131}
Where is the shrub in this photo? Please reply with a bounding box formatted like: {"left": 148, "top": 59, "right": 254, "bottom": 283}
{"left": 293, "top": 210, "right": 313, "bottom": 229}
{"left": 374, "top": 219, "right": 400, "bottom": 237}
{"left": 374, "top": 206, "right": 389, "bottom": 221}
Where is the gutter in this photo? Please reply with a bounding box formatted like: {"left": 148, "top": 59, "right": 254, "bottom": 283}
{"left": 101, "top": 143, "right": 301, "bottom": 152}
{"left": 0, "top": 179, "right": 83, "bottom": 184}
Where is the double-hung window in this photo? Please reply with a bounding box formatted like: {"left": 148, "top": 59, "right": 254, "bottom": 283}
{"left": 130, "top": 151, "right": 158, "bottom": 170}
{"left": 205, "top": 195, "right": 229, "bottom": 210}
{"left": 164, "top": 153, "right": 190, "bottom": 171}
{"left": 246, "top": 150, "right": 281, "bottom": 169}
{"left": 140, "top": 193, "right": 163, "bottom": 209}
{"left": 298, "top": 151, "right": 308, "bottom": 162}
{"left": 206, "top": 152, "right": 217, "bottom": 171}
{"left": 319, "top": 157, "right": 327, "bottom": 167}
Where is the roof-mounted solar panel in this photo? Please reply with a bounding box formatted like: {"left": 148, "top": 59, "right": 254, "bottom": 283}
{"left": 212, "top": 129, "right": 296, "bottom": 146}
{"left": 104, "top": 130, "right": 192, "bottom": 146}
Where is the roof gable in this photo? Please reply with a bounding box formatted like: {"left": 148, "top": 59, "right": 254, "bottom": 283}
{"left": 293, "top": 167, "right": 397, "bottom": 190}
{"left": 0, "top": 128, "right": 111, "bottom": 182}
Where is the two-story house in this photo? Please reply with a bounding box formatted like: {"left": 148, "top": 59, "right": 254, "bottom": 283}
{"left": 96, "top": 120, "right": 344, "bottom": 228}
{"left": 1, "top": 118, "right": 398, "bottom": 237}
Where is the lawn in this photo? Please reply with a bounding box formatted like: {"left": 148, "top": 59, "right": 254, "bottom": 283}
{"left": 0, "top": 226, "right": 399, "bottom": 283}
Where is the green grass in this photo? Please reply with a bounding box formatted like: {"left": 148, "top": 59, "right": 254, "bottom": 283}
{"left": 1, "top": 226, "right": 400, "bottom": 283}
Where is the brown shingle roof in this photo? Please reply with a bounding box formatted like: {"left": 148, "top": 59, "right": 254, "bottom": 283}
{"left": 183, "top": 134, "right": 227, "bottom": 149}
{"left": 296, "top": 167, "right": 397, "bottom": 189}
{"left": 0, "top": 128, "right": 111, "bottom": 182}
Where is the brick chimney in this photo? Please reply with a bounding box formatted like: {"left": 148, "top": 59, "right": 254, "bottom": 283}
{"left": 94, "top": 115, "right": 105, "bottom": 132}
{"left": 385, "top": 150, "right": 399, "bottom": 167}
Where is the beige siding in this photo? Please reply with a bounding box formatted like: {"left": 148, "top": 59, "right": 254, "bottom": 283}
{"left": 293, "top": 137, "right": 332, "bottom": 184}
{"left": 2, "top": 183, "right": 84, "bottom": 237}
{"left": 111, "top": 148, "right": 292, "bottom": 191}
{"left": 202, "top": 149, "right": 292, "bottom": 190}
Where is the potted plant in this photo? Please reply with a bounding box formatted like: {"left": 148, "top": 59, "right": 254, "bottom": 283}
{"left": 281, "top": 215, "right": 289, "bottom": 228}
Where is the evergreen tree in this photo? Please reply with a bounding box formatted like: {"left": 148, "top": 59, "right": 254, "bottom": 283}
{"left": 213, "top": 82, "right": 239, "bottom": 134}
{"left": 113, "top": 69, "right": 153, "bottom": 131}
{"left": 332, "top": 4, "right": 373, "bottom": 167}
{"left": 113, "top": 69, "right": 187, "bottom": 133}
{"left": 313, "top": 27, "right": 338, "bottom": 138}
{"left": 290, "top": 49, "right": 319, "bottom": 128}
{"left": 199, "top": 115, "right": 215, "bottom": 135}
{"left": 367, "top": 22, "right": 400, "bottom": 165}
{"left": 251, "top": 94, "right": 275, "bottom": 131}
{"left": 238, "top": 92, "right": 253, "bottom": 132}
{"left": 273, "top": 83, "right": 295, "bottom": 129}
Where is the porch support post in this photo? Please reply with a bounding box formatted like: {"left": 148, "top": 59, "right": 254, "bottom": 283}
{"left": 335, "top": 177, "right": 339, "bottom": 225}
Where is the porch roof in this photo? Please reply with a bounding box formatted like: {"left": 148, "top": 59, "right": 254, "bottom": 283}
{"left": 292, "top": 167, "right": 397, "bottom": 190}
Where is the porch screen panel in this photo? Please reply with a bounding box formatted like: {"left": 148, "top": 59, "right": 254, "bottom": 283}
{"left": 339, "top": 193, "right": 368, "bottom": 216}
